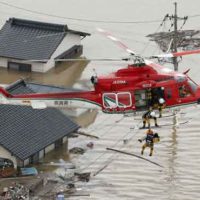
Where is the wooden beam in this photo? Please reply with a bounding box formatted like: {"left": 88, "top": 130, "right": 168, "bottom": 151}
{"left": 106, "top": 147, "right": 163, "bottom": 168}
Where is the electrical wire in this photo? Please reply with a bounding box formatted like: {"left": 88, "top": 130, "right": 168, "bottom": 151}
{"left": 0, "top": 1, "right": 200, "bottom": 25}
{"left": 0, "top": 1, "right": 164, "bottom": 24}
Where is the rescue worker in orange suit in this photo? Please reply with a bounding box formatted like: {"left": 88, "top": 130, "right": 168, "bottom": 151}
{"left": 138, "top": 129, "right": 160, "bottom": 156}
{"left": 142, "top": 110, "right": 158, "bottom": 128}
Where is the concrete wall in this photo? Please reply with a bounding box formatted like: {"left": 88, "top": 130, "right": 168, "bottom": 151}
{"left": 0, "top": 146, "right": 17, "bottom": 168}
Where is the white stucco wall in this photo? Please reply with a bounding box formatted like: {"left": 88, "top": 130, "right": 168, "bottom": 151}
{"left": 45, "top": 143, "right": 55, "bottom": 154}
{"left": 0, "top": 57, "right": 7, "bottom": 67}
{"left": 0, "top": 146, "right": 17, "bottom": 168}
{"left": 39, "top": 149, "right": 45, "bottom": 159}
{"left": 52, "top": 32, "right": 81, "bottom": 59}
{"left": 63, "top": 136, "right": 68, "bottom": 143}
{"left": 24, "top": 159, "right": 29, "bottom": 166}
{"left": 0, "top": 57, "right": 45, "bottom": 72}
{"left": 44, "top": 33, "right": 81, "bottom": 72}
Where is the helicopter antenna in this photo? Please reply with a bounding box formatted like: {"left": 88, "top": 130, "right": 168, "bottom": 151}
{"left": 93, "top": 68, "right": 97, "bottom": 76}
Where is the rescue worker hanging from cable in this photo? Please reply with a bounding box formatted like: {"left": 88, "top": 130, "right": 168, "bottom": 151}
{"left": 138, "top": 128, "right": 160, "bottom": 156}
{"left": 142, "top": 110, "right": 158, "bottom": 128}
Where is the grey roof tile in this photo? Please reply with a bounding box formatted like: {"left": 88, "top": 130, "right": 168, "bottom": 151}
{"left": 0, "top": 18, "right": 90, "bottom": 61}
{"left": 0, "top": 80, "right": 80, "bottom": 160}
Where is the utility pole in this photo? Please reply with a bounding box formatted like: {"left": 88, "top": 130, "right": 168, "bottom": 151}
{"left": 172, "top": 2, "right": 178, "bottom": 71}
{"left": 165, "top": 2, "right": 188, "bottom": 71}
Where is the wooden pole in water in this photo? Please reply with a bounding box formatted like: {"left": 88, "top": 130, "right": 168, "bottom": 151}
{"left": 77, "top": 131, "right": 99, "bottom": 139}
{"left": 106, "top": 147, "right": 163, "bottom": 168}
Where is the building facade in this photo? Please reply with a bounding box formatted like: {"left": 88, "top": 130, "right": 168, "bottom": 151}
{"left": 0, "top": 18, "right": 90, "bottom": 73}
{"left": 0, "top": 80, "right": 80, "bottom": 167}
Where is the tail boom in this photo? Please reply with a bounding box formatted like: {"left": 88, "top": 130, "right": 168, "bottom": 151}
{"left": 0, "top": 88, "right": 101, "bottom": 108}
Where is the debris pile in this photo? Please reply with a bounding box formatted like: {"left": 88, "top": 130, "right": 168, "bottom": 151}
{"left": 1, "top": 182, "right": 29, "bottom": 200}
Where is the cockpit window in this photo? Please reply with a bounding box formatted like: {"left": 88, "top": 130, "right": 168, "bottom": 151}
{"left": 188, "top": 80, "right": 198, "bottom": 92}
{"left": 175, "top": 76, "right": 186, "bottom": 83}
{"left": 179, "top": 85, "right": 191, "bottom": 98}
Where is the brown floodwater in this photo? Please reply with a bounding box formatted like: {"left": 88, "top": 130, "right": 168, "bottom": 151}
{"left": 67, "top": 107, "right": 200, "bottom": 200}
{"left": 1, "top": 0, "right": 200, "bottom": 198}
{"left": 0, "top": 60, "right": 88, "bottom": 87}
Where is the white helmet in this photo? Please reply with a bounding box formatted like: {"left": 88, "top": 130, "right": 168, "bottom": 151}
{"left": 150, "top": 111, "right": 156, "bottom": 117}
{"left": 159, "top": 98, "right": 165, "bottom": 104}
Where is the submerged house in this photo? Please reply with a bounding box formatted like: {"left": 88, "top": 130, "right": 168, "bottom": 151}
{"left": 0, "top": 80, "right": 80, "bottom": 167}
{"left": 0, "top": 18, "right": 90, "bottom": 73}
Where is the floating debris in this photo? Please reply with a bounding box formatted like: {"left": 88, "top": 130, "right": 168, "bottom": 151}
{"left": 75, "top": 172, "right": 91, "bottom": 182}
{"left": 87, "top": 142, "right": 94, "bottom": 148}
{"left": 69, "top": 147, "right": 85, "bottom": 154}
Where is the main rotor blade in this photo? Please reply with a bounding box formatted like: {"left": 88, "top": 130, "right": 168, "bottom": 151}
{"left": 97, "top": 28, "right": 136, "bottom": 55}
{"left": 150, "top": 48, "right": 200, "bottom": 59}
{"left": 20, "top": 58, "right": 126, "bottom": 63}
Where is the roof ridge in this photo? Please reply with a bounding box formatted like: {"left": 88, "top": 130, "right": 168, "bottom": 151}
{"left": 9, "top": 17, "right": 68, "bottom": 32}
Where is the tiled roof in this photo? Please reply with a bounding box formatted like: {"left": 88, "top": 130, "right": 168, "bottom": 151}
{"left": 0, "top": 80, "right": 79, "bottom": 160}
{"left": 0, "top": 18, "right": 90, "bottom": 61}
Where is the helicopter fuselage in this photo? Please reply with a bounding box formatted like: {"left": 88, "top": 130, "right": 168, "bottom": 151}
{"left": 0, "top": 63, "right": 200, "bottom": 114}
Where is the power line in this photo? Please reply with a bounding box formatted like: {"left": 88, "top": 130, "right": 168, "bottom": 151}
{"left": 188, "top": 14, "right": 200, "bottom": 18}
{"left": 0, "top": 1, "right": 163, "bottom": 24}
{"left": 0, "top": 1, "right": 200, "bottom": 25}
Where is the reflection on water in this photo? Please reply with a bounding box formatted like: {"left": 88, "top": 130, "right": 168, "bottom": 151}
{"left": 36, "top": 142, "right": 69, "bottom": 173}
{"left": 0, "top": 60, "right": 89, "bottom": 87}
{"left": 167, "top": 115, "right": 178, "bottom": 200}
{"left": 65, "top": 107, "right": 200, "bottom": 200}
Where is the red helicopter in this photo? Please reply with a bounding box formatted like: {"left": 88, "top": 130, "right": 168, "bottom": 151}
{"left": 0, "top": 29, "right": 200, "bottom": 114}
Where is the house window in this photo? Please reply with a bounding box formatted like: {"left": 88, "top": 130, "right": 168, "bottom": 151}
{"left": 8, "top": 62, "right": 32, "bottom": 72}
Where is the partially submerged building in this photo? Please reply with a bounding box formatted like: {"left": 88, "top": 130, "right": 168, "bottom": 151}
{"left": 0, "top": 80, "right": 80, "bottom": 167}
{"left": 0, "top": 18, "right": 90, "bottom": 72}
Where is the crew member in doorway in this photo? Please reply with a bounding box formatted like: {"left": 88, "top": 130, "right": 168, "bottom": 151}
{"left": 151, "top": 87, "right": 166, "bottom": 117}
{"left": 138, "top": 129, "right": 160, "bottom": 156}
{"left": 142, "top": 110, "right": 158, "bottom": 128}
{"left": 146, "top": 88, "right": 153, "bottom": 109}
{"left": 158, "top": 98, "right": 165, "bottom": 118}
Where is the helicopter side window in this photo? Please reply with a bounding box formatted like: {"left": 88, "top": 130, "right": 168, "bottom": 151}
{"left": 103, "top": 93, "right": 117, "bottom": 108}
{"left": 117, "top": 92, "right": 132, "bottom": 108}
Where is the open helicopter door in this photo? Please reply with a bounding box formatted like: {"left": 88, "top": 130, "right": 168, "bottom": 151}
{"left": 134, "top": 89, "right": 149, "bottom": 111}
{"left": 102, "top": 92, "right": 132, "bottom": 113}
{"left": 134, "top": 87, "right": 165, "bottom": 111}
